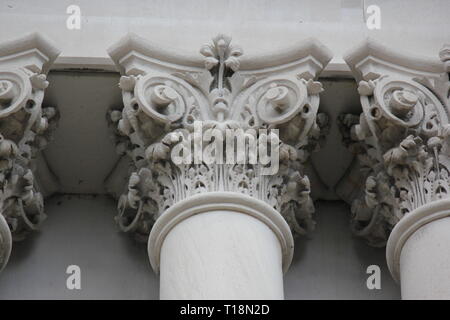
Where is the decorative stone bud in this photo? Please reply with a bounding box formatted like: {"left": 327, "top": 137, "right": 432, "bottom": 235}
{"left": 389, "top": 90, "right": 418, "bottom": 117}
{"left": 150, "top": 85, "right": 177, "bottom": 108}
{"left": 265, "top": 85, "right": 290, "bottom": 112}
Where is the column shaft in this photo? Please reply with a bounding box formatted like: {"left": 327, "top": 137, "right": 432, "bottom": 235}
{"left": 160, "top": 211, "right": 284, "bottom": 299}
{"left": 400, "top": 217, "right": 450, "bottom": 299}
{"left": 148, "top": 192, "right": 293, "bottom": 300}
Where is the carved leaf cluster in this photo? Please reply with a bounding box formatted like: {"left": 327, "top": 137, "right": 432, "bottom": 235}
{"left": 340, "top": 75, "right": 450, "bottom": 246}
{"left": 0, "top": 68, "right": 57, "bottom": 241}
{"left": 110, "top": 35, "right": 327, "bottom": 241}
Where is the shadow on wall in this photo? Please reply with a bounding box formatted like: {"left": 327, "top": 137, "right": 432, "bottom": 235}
{"left": 0, "top": 195, "right": 399, "bottom": 299}
{"left": 284, "top": 200, "right": 401, "bottom": 300}
{"left": 0, "top": 194, "right": 159, "bottom": 300}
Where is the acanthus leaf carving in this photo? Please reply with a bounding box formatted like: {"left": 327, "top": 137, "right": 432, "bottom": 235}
{"left": 338, "top": 42, "right": 450, "bottom": 246}
{"left": 108, "top": 34, "right": 332, "bottom": 242}
{"left": 0, "top": 34, "right": 60, "bottom": 272}
{"left": 0, "top": 67, "right": 58, "bottom": 241}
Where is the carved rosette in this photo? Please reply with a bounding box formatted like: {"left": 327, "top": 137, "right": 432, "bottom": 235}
{"left": 108, "top": 34, "right": 331, "bottom": 242}
{"left": 339, "top": 42, "right": 450, "bottom": 246}
{"left": 0, "top": 34, "right": 60, "bottom": 271}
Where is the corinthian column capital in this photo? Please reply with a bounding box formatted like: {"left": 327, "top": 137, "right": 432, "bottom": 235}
{"left": 0, "top": 33, "right": 60, "bottom": 272}
{"left": 338, "top": 40, "right": 450, "bottom": 291}
{"left": 107, "top": 34, "right": 331, "bottom": 289}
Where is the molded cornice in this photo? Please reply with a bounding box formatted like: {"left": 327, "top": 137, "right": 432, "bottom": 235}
{"left": 0, "top": 32, "right": 60, "bottom": 73}
{"left": 108, "top": 33, "right": 332, "bottom": 77}
{"left": 344, "top": 38, "right": 444, "bottom": 81}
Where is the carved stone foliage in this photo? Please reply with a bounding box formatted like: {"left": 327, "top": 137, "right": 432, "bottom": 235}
{"left": 108, "top": 34, "right": 331, "bottom": 241}
{"left": 0, "top": 33, "right": 60, "bottom": 271}
{"left": 0, "top": 68, "right": 57, "bottom": 241}
{"left": 339, "top": 43, "right": 450, "bottom": 246}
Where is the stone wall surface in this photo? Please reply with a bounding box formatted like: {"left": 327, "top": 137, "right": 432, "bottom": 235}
{"left": 1, "top": 0, "right": 448, "bottom": 73}
{"left": 0, "top": 196, "right": 400, "bottom": 299}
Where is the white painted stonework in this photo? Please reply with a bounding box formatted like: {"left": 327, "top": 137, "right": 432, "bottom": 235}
{"left": 107, "top": 32, "right": 331, "bottom": 299}
{"left": 0, "top": 0, "right": 449, "bottom": 301}
{"left": 0, "top": 33, "right": 59, "bottom": 272}
{"left": 0, "top": 213, "right": 11, "bottom": 272}
{"left": 388, "top": 200, "right": 450, "bottom": 299}
{"left": 339, "top": 40, "right": 450, "bottom": 299}
{"left": 155, "top": 193, "right": 290, "bottom": 299}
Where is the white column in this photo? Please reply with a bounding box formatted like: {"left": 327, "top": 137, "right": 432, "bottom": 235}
{"left": 149, "top": 193, "right": 293, "bottom": 300}
{"left": 107, "top": 33, "right": 331, "bottom": 300}
{"left": 0, "top": 214, "right": 12, "bottom": 272}
{"left": 387, "top": 199, "right": 450, "bottom": 300}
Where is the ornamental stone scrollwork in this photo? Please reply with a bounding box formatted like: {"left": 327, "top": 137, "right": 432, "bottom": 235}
{"left": 107, "top": 34, "right": 332, "bottom": 242}
{"left": 0, "top": 33, "right": 60, "bottom": 272}
{"left": 337, "top": 40, "right": 450, "bottom": 247}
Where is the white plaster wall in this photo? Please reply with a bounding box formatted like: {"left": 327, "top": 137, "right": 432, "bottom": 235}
{"left": 0, "top": 196, "right": 400, "bottom": 299}
{"left": 0, "top": 0, "right": 448, "bottom": 73}
{"left": 0, "top": 196, "right": 159, "bottom": 299}
{"left": 285, "top": 201, "right": 399, "bottom": 299}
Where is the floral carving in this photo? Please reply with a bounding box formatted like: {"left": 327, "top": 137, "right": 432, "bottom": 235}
{"left": 109, "top": 35, "right": 330, "bottom": 241}
{"left": 0, "top": 34, "right": 60, "bottom": 272}
{"left": 0, "top": 67, "right": 57, "bottom": 243}
{"left": 340, "top": 70, "right": 450, "bottom": 246}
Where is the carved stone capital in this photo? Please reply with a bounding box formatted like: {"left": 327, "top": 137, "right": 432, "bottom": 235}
{"left": 0, "top": 33, "right": 60, "bottom": 271}
{"left": 338, "top": 40, "right": 450, "bottom": 246}
{"left": 107, "top": 34, "right": 332, "bottom": 248}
